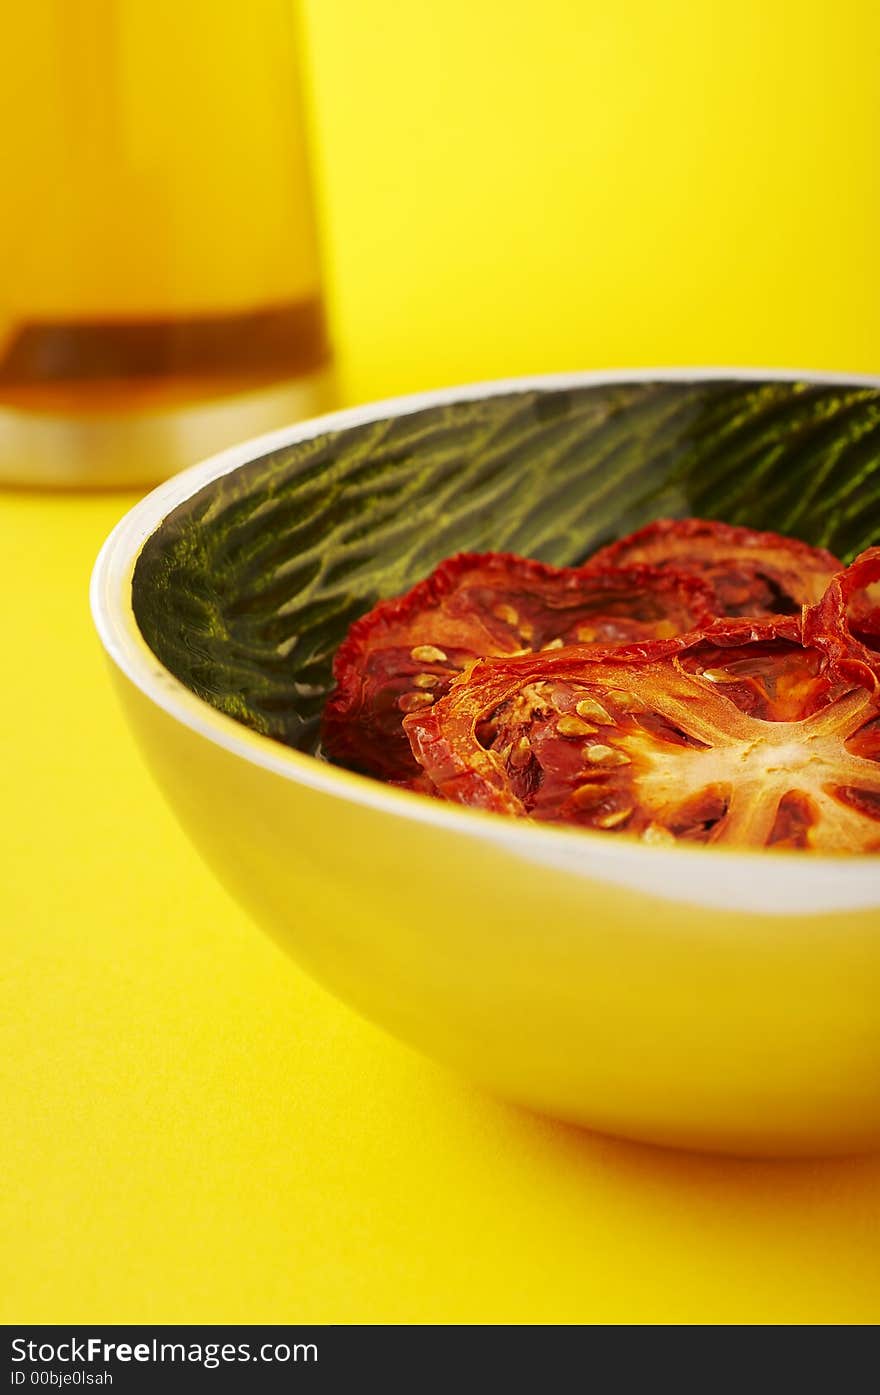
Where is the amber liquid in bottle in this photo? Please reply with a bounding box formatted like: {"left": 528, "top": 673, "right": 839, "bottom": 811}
{"left": 1, "top": 0, "right": 331, "bottom": 484}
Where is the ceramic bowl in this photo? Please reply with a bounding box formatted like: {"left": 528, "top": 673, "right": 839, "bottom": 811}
{"left": 91, "top": 369, "right": 880, "bottom": 1157}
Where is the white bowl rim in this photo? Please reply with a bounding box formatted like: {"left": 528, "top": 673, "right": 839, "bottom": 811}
{"left": 91, "top": 366, "right": 880, "bottom": 917}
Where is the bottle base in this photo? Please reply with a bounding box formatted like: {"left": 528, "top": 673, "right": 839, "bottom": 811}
{"left": 0, "top": 368, "right": 336, "bottom": 489}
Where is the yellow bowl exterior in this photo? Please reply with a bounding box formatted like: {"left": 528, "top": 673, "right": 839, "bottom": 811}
{"left": 111, "top": 663, "right": 880, "bottom": 1158}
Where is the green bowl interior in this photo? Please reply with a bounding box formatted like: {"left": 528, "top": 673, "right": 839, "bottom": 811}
{"left": 132, "top": 379, "right": 880, "bottom": 755}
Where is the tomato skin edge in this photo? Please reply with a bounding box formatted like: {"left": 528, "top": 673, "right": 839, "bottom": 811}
{"left": 804, "top": 547, "right": 880, "bottom": 695}
{"left": 328, "top": 551, "right": 719, "bottom": 684}
{"left": 588, "top": 517, "right": 841, "bottom": 614}
{"left": 322, "top": 551, "right": 719, "bottom": 778}
{"left": 589, "top": 516, "right": 841, "bottom": 574}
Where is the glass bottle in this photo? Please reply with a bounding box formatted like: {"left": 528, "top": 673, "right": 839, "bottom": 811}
{"left": 0, "top": 0, "right": 332, "bottom": 486}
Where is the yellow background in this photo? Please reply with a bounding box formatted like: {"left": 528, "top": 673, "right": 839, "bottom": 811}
{"left": 306, "top": 0, "right": 880, "bottom": 404}
{"left": 3, "top": 0, "right": 880, "bottom": 1323}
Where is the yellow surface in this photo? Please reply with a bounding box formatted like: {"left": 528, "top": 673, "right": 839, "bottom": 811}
{"left": 4, "top": 0, "right": 880, "bottom": 1323}
{"left": 3, "top": 498, "right": 880, "bottom": 1324}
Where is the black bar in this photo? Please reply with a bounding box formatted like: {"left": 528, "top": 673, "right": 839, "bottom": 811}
{"left": 3, "top": 1324, "right": 682, "bottom": 1390}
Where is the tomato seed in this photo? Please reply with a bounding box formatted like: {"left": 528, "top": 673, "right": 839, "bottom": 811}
{"left": 642, "top": 822, "right": 676, "bottom": 845}
{"left": 556, "top": 714, "right": 595, "bottom": 737}
{"left": 410, "top": 644, "right": 448, "bottom": 663}
{"left": 570, "top": 783, "right": 606, "bottom": 809}
{"left": 398, "top": 691, "right": 435, "bottom": 712}
{"left": 509, "top": 737, "right": 532, "bottom": 768}
{"left": 576, "top": 697, "right": 613, "bottom": 724}
{"left": 585, "top": 744, "right": 630, "bottom": 766}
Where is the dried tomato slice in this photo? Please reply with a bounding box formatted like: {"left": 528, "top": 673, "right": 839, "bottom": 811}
{"left": 322, "top": 552, "right": 716, "bottom": 779}
{"left": 588, "top": 518, "right": 840, "bottom": 618}
{"left": 403, "top": 620, "right": 880, "bottom": 852}
{"left": 388, "top": 773, "right": 438, "bottom": 797}
{"left": 803, "top": 548, "right": 880, "bottom": 694}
